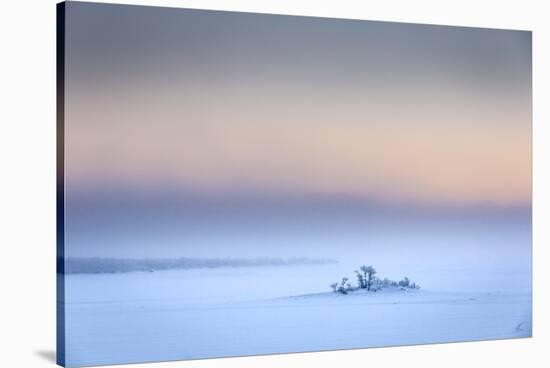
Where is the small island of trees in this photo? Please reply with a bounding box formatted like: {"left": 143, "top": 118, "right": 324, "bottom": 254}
{"left": 330, "top": 265, "right": 420, "bottom": 294}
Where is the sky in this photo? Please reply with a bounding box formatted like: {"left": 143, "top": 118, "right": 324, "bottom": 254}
{"left": 62, "top": 2, "right": 532, "bottom": 261}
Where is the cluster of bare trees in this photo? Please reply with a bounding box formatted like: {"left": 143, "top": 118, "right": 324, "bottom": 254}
{"left": 330, "top": 265, "right": 420, "bottom": 294}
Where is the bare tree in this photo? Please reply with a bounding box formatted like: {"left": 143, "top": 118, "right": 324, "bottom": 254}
{"left": 355, "top": 270, "right": 366, "bottom": 289}
{"left": 361, "top": 266, "right": 376, "bottom": 291}
{"left": 330, "top": 283, "right": 338, "bottom": 293}
{"left": 359, "top": 266, "right": 368, "bottom": 289}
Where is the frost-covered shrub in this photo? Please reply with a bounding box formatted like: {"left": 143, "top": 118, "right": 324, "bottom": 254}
{"left": 337, "top": 277, "right": 349, "bottom": 294}
{"left": 398, "top": 277, "right": 410, "bottom": 288}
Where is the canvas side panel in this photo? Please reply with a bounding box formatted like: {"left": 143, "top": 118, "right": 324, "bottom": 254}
{"left": 56, "top": 2, "right": 66, "bottom": 367}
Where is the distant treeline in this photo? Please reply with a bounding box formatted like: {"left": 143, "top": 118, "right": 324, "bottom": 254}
{"left": 62, "top": 256, "right": 337, "bottom": 274}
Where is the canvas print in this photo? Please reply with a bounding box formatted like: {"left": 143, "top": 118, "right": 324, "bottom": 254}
{"left": 57, "top": 2, "right": 532, "bottom": 367}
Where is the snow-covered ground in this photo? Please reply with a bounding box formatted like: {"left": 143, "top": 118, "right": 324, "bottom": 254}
{"left": 63, "top": 264, "right": 532, "bottom": 367}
